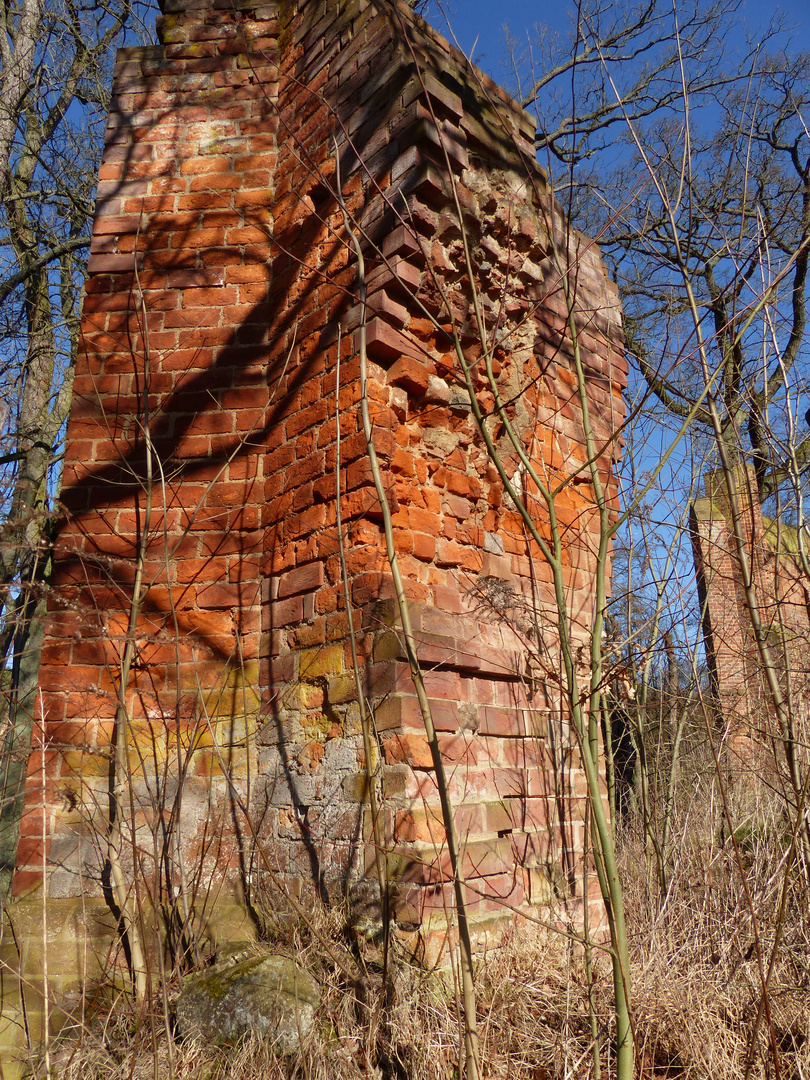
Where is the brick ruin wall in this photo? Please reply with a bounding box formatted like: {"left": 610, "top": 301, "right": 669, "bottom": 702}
{"left": 692, "top": 468, "right": 810, "bottom": 766}
{"left": 5, "top": 0, "right": 626, "bottom": 1013}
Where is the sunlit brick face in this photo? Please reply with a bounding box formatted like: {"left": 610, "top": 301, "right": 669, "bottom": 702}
{"left": 21, "top": 0, "right": 625, "bottom": 951}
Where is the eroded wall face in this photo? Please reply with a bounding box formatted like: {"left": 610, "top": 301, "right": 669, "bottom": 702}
{"left": 14, "top": 0, "right": 625, "bottom": 961}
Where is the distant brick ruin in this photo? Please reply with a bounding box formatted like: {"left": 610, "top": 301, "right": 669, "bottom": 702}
{"left": 3, "top": 0, "right": 625, "bottom": 1035}
{"left": 692, "top": 467, "right": 810, "bottom": 764}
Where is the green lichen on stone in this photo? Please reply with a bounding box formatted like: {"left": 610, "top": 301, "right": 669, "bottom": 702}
{"left": 175, "top": 952, "right": 320, "bottom": 1052}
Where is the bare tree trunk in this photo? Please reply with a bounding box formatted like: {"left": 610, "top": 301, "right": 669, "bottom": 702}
{"left": 0, "top": 0, "right": 136, "bottom": 898}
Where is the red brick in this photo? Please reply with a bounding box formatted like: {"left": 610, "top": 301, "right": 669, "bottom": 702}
{"left": 383, "top": 733, "right": 434, "bottom": 769}
{"left": 276, "top": 562, "right": 324, "bottom": 599}
{"left": 27, "top": 0, "right": 627, "bottom": 940}
{"left": 387, "top": 355, "right": 431, "bottom": 394}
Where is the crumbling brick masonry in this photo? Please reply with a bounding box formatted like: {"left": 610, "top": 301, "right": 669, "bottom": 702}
{"left": 9, "top": 0, "right": 626, "bottom": 985}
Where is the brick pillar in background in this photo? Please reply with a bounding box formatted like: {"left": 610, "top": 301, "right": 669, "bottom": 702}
{"left": 692, "top": 467, "right": 810, "bottom": 767}
{"left": 15, "top": 0, "right": 626, "bottom": 956}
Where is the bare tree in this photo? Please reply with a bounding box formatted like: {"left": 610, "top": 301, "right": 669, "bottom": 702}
{"left": 520, "top": 0, "right": 809, "bottom": 504}
{"left": 0, "top": 0, "right": 149, "bottom": 894}
{"left": 514, "top": 0, "right": 766, "bottom": 166}
{"left": 513, "top": 11, "right": 810, "bottom": 1073}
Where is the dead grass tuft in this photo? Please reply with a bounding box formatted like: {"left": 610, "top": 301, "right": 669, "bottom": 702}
{"left": 31, "top": 776, "right": 810, "bottom": 1080}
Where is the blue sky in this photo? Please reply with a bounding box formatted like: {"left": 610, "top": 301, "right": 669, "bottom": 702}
{"left": 431, "top": 0, "right": 810, "bottom": 88}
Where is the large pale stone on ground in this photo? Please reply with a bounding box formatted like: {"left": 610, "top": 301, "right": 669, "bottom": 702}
{"left": 174, "top": 950, "right": 320, "bottom": 1053}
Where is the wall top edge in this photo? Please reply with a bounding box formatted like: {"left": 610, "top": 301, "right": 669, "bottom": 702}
{"left": 152, "top": 0, "right": 540, "bottom": 151}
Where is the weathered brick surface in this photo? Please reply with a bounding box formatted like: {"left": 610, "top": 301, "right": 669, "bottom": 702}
{"left": 692, "top": 467, "right": 810, "bottom": 766}
{"left": 14, "top": 0, "right": 625, "bottom": 959}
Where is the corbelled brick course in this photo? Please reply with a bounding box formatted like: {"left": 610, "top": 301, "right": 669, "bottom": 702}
{"left": 9, "top": 0, "right": 625, "bottom": 1001}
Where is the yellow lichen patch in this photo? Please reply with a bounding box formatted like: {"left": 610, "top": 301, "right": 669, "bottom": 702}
{"left": 299, "top": 644, "right": 345, "bottom": 681}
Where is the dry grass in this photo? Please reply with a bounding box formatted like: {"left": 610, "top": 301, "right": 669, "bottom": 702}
{"left": 32, "top": 761, "right": 810, "bottom": 1080}
{"left": 614, "top": 756, "right": 810, "bottom": 1080}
